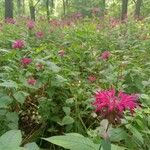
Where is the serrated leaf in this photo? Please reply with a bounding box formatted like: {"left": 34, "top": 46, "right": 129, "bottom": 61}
{"left": 126, "top": 125, "right": 144, "bottom": 145}
{"left": 61, "top": 116, "right": 74, "bottom": 125}
{"left": 110, "top": 128, "right": 128, "bottom": 142}
{"left": 6, "top": 112, "right": 19, "bottom": 129}
{"left": 47, "top": 62, "right": 60, "bottom": 73}
{"left": 14, "top": 91, "right": 29, "bottom": 104}
{"left": 43, "top": 133, "right": 99, "bottom": 150}
{"left": 0, "top": 96, "right": 13, "bottom": 108}
{"left": 0, "top": 130, "right": 22, "bottom": 149}
{"left": 0, "top": 80, "right": 18, "bottom": 88}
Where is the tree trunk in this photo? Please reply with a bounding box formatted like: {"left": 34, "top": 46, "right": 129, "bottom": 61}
{"left": 29, "top": 0, "right": 35, "bottom": 21}
{"left": 62, "top": 0, "right": 66, "bottom": 16}
{"left": 50, "top": 0, "right": 54, "bottom": 13}
{"left": 100, "top": 0, "right": 106, "bottom": 18}
{"left": 30, "top": 6, "right": 35, "bottom": 21}
{"left": 134, "top": 0, "right": 142, "bottom": 19}
{"left": 46, "top": 0, "right": 50, "bottom": 21}
{"left": 22, "top": 0, "right": 25, "bottom": 14}
{"left": 17, "top": 0, "right": 22, "bottom": 16}
{"left": 5, "top": 0, "right": 13, "bottom": 19}
{"left": 66, "top": 0, "right": 69, "bottom": 14}
{"left": 121, "top": 0, "right": 128, "bottom": 21}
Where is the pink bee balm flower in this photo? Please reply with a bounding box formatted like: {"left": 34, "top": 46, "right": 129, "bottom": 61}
{"left": 27, "top": 78, "right": 36, "bottom": 85}
{"left": 12, "top": 40, "right": 25, "bottom": 49}
{"left": 101, "top": 51, "right": 111, "bottom": 61}
{"left": 88, "top": 75, "right": 96, "bottom": 82}
{"left": 36, "top": 31, "right": 44, "bottom": 39}
{"left": 58, "top": 50, "right": 65, "bottom": 57}
{"left": 92, "top": 89, "right": 138, "bottom": 124}
{"left": 5, "top": 18, "right": 16, "bottom": 24}
{"left": 27, "top": 20, "right": 35, "bottom": 30}
{"left": 21, "top": 58, "right": 32, "bottom": 66}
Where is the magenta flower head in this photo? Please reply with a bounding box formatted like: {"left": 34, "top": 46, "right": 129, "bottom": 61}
{"left": 27, "top": 78, "right": 36, "bottom": 85}
{"left": 27, "top": 20, "right": 35, "bottom": 30}
{"left": 101, "top": 51, "right": 111, "bottom": 61}
{"left": 21, "top": 58, "right": 32, "bottom": 66}
{"left": 88, "top": 75, "right": 96, "bottom": 83}
{"left": 36, "top": 31, "right": 44, "bottom": 39}
{"left": 12, "top": 40, "right": 25, "bottom": 49}
{"left": 92, "top": 89, "right": 138, "bottom": 124}
{"left": 5, "top": 18, "right": 16, "bottom": 24}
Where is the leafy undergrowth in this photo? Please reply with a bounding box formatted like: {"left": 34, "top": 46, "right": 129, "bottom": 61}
{"left": 0, "top": 16, "right": 150, "bottom": 150}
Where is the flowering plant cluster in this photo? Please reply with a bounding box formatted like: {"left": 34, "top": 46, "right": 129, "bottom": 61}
{"left": 93, "top": 89, "right": 138, "bottom": 124}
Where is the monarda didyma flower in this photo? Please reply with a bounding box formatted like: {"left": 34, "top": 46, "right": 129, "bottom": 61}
{"left": 27, "top": 20, "right": 35, "bottom": 30}
{"left": 12, "top": 40, "right": 25, "bottom": 49}
{"left": 92, "top": 89, "right": 138, "bottom": 124}
{"left": 36, "top": 31, "right": 44, "bottom": 39}
{"left": 21, "top": 58, "right": 32, "bottom": 66}
{"left": 101, "top": 51, "right": 111, "bottom": 61}
{"left": 27, "top": 78, "right": 37, "bottom": 85}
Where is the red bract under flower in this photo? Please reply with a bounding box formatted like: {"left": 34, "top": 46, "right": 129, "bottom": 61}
{"left": 27, "top": 78, "right": 36, "bottom": 85}
{"left": 36, "top": 31, "right": 44, "bottom": 39}
{"left": 92, "top": 89, "right": 138, "bottom": 124}
{"left": 58, "top": 50, "right": 65, "bottom": 57}
{"left": 101, "top": 51, "right": 111, "bottom": 61}
{"left": 12, "top": 40, "right": 25, "bottom": 49}
{"left": 88, "top": 75, "right": 96, "bottom": 83}
{"left": 21, "top": 58, "right": 32, "bottom": 66}
{"left": 36, "top": 63, "right": 44, "bottom": 70}
{"left": 27, "top": 20, "right": 35, "bottom": 30}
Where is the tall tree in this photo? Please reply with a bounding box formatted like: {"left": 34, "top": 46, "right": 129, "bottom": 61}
{"left": 29, "top": 0, "right": 41, "bottom": 21}
{"left": 46, "top": 0, "right": 50, "bottom": 20}
{"left": 62, "top": 0, "right": 66, "bottom": 16}
{"left": 17, "top": 0, "right": 22, "bottom": 16}
{"left": 22, "top": 0, "right": 25, "bottom": 14}
{"left": 121, "top": 0, "right": 128, "bottom": 21}
{"left": 134, "top": 0, "right": 142, "bottom": 19}
{"left": 5, "top": 0, "right": 13, "bottom": 19}
{"left": 50, "top": 0, "right": 54, "bottom": 13}
{"left": 29, "top": 0, "right": 35, "bottom": 20}
{"left": 100, "top": 0, "right": 106, "bottom": 18}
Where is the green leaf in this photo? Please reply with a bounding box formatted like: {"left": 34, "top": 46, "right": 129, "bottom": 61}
{"left": 47, "top": 62, "right": 60, "bottom": 73}
{"left": 101, "top": 139, "right": 111, "bottom": 150}
{"left": 6, "top": 112, "right": 19, "bottom": 129}
{"left": 14, "top": 91, "right": 29, "bottom": 104}
{"left": 126, "top": 125, "right": 144, "bottom": 145}
{"left": 0, "top": 130, "right": 22, "bottom": 149}
{"left": 63, "top": 107, "right": 71, "bottom": 116}
{"left": 24, "top": 142, "right": 39, "bottom": 150}
{"left": 111, "top": 144, "right": 127, "bottom": 150}
{"left": 51, "top": 75, "right": 67, "bottom": 87}
{"left": 0, "top": 80, "right": 18, "bottom": 88}
{"left": 43, "top": 133, "right": 99, "bottom": 150}
{"left": 61, "top": 116, "right": 74, "bottom": 125}
{"left": 0, "top": 96, "right": 13, "bottom": 108}
{"left": 110, "top": 128, "right": 128, "bottom": 142}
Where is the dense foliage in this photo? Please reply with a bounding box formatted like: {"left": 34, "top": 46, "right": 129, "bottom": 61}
{"left": 0, "top": 0, "right": 150, "bottom": 150}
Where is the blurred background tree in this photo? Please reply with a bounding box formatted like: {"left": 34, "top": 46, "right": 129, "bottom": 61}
{"left": 0, "top": 0, "right": 149, "bottom": 20}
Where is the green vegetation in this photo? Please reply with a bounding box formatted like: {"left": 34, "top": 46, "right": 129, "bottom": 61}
{"left": 0, "top": 0, "right": 150, "bottom": 150}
